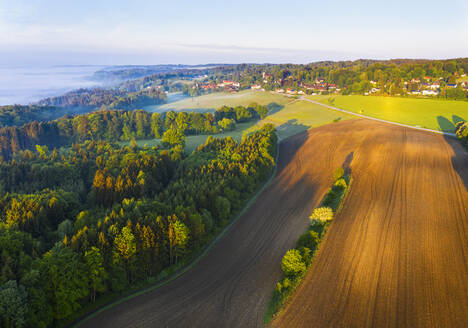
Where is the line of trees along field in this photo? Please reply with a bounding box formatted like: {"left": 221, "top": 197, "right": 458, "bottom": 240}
{"left": 0, "top": 121, "right": 277, "bottom": 327}
{"left": 0, "top": 103, "right": 268, "bottom": 159}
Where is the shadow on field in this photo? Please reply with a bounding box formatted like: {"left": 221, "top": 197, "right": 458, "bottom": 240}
{"left": 437, "top": 115, "right": 468, "bottom": 191}
{"left": 275, "top": 119, "right": 310, "bottom": 140}
{"left": 276, "top": 128, "right": 309, "bottom": 174}
{"left": 437, "top": 116, "right": 455, "bottom": 133}
{"left": 342, "top": 152, "right": 354, "bottom": 176}
{"left": 452, "top": 115, "right": 466, "bottom": 125}
{"left": 266, "top": 102, "right": 284, "bottom": 115}
{"left": 441, "top": 133, "right": 468, "bottom": 192}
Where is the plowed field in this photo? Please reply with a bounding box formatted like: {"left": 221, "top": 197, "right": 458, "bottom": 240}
{"left": 80, "top": 119, "right": 468, "bottom": 327}
{"left": 273, "top": 120, "right": 468, "bottom": 328}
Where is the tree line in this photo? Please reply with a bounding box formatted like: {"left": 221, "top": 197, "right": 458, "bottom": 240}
{"left": 0, "top": 124, "right": 277, "bottom": 327}
{"left": 265, "top": 167, "right": 349, "bottom": 323}
{"left": 37, "top": 87, "right": 167, "bottom": 109}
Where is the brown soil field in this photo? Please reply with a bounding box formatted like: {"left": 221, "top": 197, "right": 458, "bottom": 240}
{"left": 79, "top": 119, "right": 468, "bottom": 327}
{"left": 79, "top": 121, "right": 334, "bottom": 328}
{"left": 273, "top": 120, "right": 468, "bottom": 328}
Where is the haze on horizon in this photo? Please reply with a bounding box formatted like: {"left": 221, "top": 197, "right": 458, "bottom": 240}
{"left": 0, "top": 0, "right": 467, "bottom": 67}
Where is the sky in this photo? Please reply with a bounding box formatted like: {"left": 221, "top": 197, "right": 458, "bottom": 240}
{"left": 0, "top": 0, "right": 467, "bottom": 66}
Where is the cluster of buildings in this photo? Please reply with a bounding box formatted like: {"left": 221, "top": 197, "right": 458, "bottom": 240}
{"left": 198, "top": 80, "right": 241, "bottom": 92}
{"left": 274, "top": 80, "right": 338, "bottom": 95}
{"left": 194, "top": 72, "right": 468, "bottom": 98}
{"left": 404, "top": 76, "right": 468, "bottom": 96}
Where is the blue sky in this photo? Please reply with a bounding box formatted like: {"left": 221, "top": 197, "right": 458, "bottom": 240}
{"left": 0, "top": 0, "right": 467, "bottom": 65}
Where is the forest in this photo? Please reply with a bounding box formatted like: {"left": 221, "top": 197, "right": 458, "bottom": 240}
{"left": 37, "top": 87, "right": 167, "bottom": 110}
{"left": 0, "top": 105, "right": 61, "bottom": 129}
{"left": 0, "top": 117, "right": 277, "bottom": 327}
{"left": 0, "top": 103, "right": 267, "bottom": 159}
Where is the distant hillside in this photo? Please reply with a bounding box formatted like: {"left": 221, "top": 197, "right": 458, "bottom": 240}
{"left": 92, "top": 64, "right": 226, "bottom": 82}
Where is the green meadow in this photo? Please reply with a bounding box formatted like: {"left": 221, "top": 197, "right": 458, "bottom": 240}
{"left": 129, "top": 91, "right": 357, "bottom": 152}
{"left": 311, "top": 95, "right": 468, "bottom": 132}
{"left": 245, "top": 99, "right": 354, "bottom": 140}
{"left": 145, "top": 90, "right": 290, "bottom": 112}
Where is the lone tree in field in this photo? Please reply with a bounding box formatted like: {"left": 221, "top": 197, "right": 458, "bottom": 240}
{"left": 310, "top": 207, "right": 333, "bottom": 225}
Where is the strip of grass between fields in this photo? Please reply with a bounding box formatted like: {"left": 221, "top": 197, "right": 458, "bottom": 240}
{"left": 70, "top": 134, "right": 280, "bottom": 328}
{"left": 264, "top": 167, "right": 351, "bottom": 324}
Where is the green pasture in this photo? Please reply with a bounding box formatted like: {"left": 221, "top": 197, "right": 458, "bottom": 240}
{"left": 310, "top": 95, "right": 468, "bottom": 132}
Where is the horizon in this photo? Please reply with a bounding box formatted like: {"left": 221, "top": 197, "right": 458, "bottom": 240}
{"left": 1, "top": 0, "right": 467, "bottom": 66}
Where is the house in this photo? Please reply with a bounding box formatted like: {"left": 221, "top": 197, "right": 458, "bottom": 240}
{"left": 298, "top": 90, "right": 305, "bottom": 95}
{"left": 422, "top": 90, "right": 439, "bottom": 96}
{"left": 430, "top": 82, "right": 440, "bottom": 90}
{"left": 411, "top": 90, "right": 421, "bottom": 95}
{"left": 328, "top": 84, "right": 337, "bottom": 89}
{"left": 286, "top": 88, "right": 297, "bottom": 94}
{"left": 276, "top": 88, "right": 285, "bottom": 93}
{"left": 217, "top": 80, "right": 236, "bottom": 87}
{"left": 251, "top": 84, "right": 262, "bottom": 90}
{"left": 447, "top": 84, "right": 457, "bottom": 88}
{"left": 201, "top": 83, "right": 217, "bottom": 90}
{"left": 370, "top": 88, "right": 380, "bottom": 93}
{"left": 301, "top": 83, "right": 315, "bottom": 90}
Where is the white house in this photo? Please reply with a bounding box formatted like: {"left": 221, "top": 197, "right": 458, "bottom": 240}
{"left": 422, "top": 90, "right": 439, "bottom": 96}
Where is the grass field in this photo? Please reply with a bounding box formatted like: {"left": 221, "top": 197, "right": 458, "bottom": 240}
{"left": 245, "top": 99, "right": 355, "bottom": 140}
{"left": 145, "top": 90, "right": 291, "bottom": 112}
{"left": 310, "top": 95, "right": 468, "bottom": 132}
{"left": 136, "top": 91, "right": 355, "bottom": 151}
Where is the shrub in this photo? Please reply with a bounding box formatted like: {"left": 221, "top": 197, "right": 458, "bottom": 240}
{"left": 299, "top": 247, "right": 313, "bottom": 266}
{"left": 310, "top": 207, "right": 333, "bottom": 225}
{"left": 218, "top": 118, "right": 236, "bottom": 131}
{"left": 296, "top": 230, "right": 320, "bottom": 251}
{"left": 276, "top": 281, "right": 283, "bottom": 293}
{"left": 334, "top": 167, "right": 344, "bottom": 181}
{"left": 281, "top": 249, "right": 306, "bottom": 277}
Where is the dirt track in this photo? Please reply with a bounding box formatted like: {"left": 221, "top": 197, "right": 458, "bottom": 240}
{"left": 273, "top": 119, "right": 468, "bottom": 328}
{"left": 80, "top": 119, "right": 468, "bottom": 328}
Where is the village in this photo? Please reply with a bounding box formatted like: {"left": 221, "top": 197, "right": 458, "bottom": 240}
{"left": 193, "top": 71, "right": 468, "bottom": 98}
